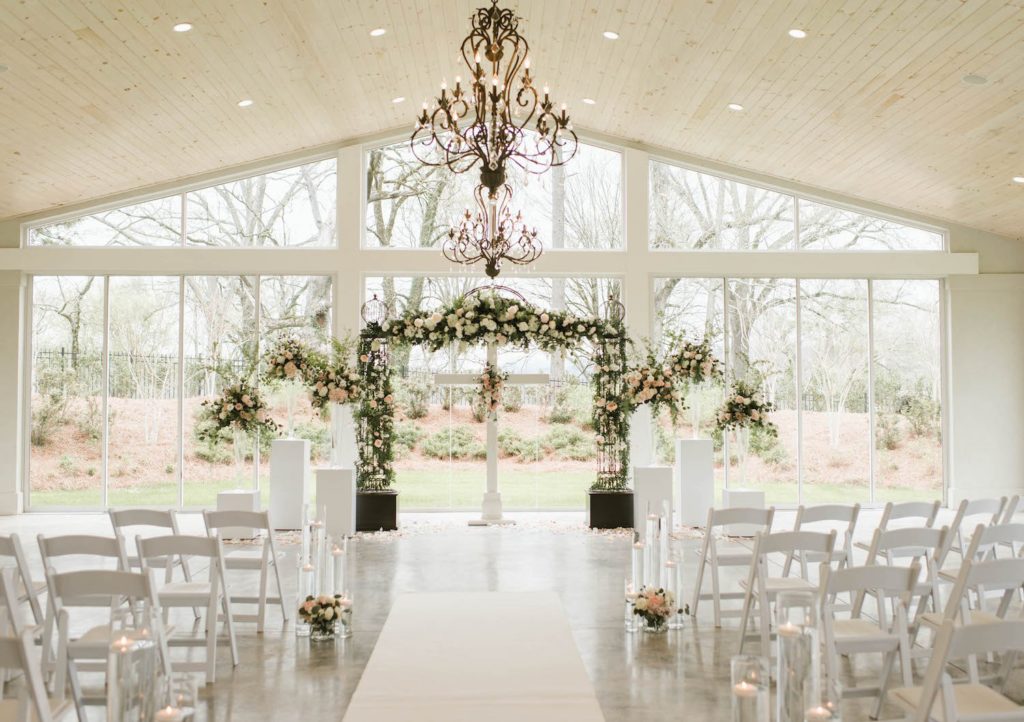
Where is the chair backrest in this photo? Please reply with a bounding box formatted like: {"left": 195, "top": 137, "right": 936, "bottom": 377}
{"left": 0, "top": 629, "right": 55, "bottom": 722}
{"left": 38, "top": 533, "right": 129, "bottom": 572}
{"left": 0, "top": 567, "right": 24, "bottom": 632}
{"left": 964, "top": 522, "right": 1024, "bottom": 560}
{"left": 49, "top": 568, "right": 153, "bottom": 610}
{"left": 913, "top": 619, "right": 1024, "bottom": 722}
{"left": 942, "top": 556, "right": 1024, "bottom": 625}
{"left": 203, "top": 510, "right": 272, "bottom": 534}
{"left": 885, "top": 500, "right": 941, "bottom": 527}
{"left": 871, "top": 526, "right": 948, "bottom": 561}
{"left": 796, "top": 504, "right": 860, "bottom": 526}
{"left": 708, "top": 506, "right": 775, "bottom": 530}
{"left": 109, "top": 508, "right": 178, "bottom": 532}
{"left": 136, "top": 534, "right": 220, "bottom": 563}
{"left": 757, "top": 530, "right": 837, "bottom": 558}
{"left": 0, "top": 533, "right": 43, "bottom": 623}
{"left": 1001, "top": 495, "right": 1020, "bottom": 524}
{"left": 822, "top": 562, "right": 919, "bottom": 632}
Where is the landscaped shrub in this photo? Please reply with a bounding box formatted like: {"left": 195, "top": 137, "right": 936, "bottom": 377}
{"left": 877, "top": 413, "right": 902, "bottom": 450}
{"left": 31, "top": 366, "right": 73, "bottom": 446}
{"left": 501, "top": 386, "right": 524, "bottom": 413}
{"left": 422, "top": 426, "right": 486, "bottom": 460}
{"left": 546, "top": 386, "right": 579, "bottom": 424}
{"left": 900, "top": 395, "right": 940, "bottom": 438}
{"left": 396, "top": 377, "right": 431, "bottom": 420}
{"left": 542, "top": 424, "right": 595, "bottom": 461}
{"left": 471, "top": 394, "right": 488, "bottom": 423}
{"left": 394, "top": 421, "right": 425, "bottom": 459}
{"left": 497, "top": 428, "right": 539, "bottom": 461}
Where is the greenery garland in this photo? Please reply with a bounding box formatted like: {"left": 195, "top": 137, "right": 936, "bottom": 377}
{"left": 354, "top": 336, "right": 396, "bottom": 490}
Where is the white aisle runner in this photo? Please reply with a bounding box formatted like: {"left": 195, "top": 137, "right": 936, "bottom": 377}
{"left": 342, "top": 592, "right": 606, "bottom": 722}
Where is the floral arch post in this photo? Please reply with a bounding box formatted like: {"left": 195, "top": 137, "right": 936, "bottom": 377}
{"left": 355, "top": 291, "right": 633, "bottom": 497}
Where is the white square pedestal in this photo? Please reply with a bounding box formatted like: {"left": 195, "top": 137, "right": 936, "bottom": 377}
{"left": 315, "top": 468, "right": 356, "bottom": 539}
{"left": 216, "top": 489, "right": 260, "bottom": 539}
{"left": 633, "top": 465, "right": 674, "bottom": 538}
{"left": 269, "top": 438, "right": 310, "bottom": 530}
{"left": 676, "top": 438, "right": 714, "bottom": 527}
{"left": 722, "top": 488, "right": 766, "bottom": 536}
{"left": 629, "top": 406, "right": 655, "bottom": 481}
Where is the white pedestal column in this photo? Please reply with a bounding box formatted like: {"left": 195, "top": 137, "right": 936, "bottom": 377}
{"left": 476, "top": 343, "right": 505, "bottom": 524}
{"left": 315, "top": 467, "right": 356, "bottom": 538}
{"left": 633, "top": 465, "right": 673, "bottom": 536}
{"left": 675, "top": 438, "right": 714, "bottom": 527}
{"left": 0, "top": 272, "right": 24, "bottom": 515}
{"left": 269, "top": 438, "right": 310, "bottom": 529}
{"left": 329, "top": 404, "right": 358, "bottom": 469}
{"left": 216, "top": 489, "right": 260, "bottom": 538}
{"left": 721, "top": 487, "right": 766, "bottom": 536}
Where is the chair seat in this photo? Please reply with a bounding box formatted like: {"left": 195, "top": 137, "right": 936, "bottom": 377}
{"left": 224, "top": 550, "right": 265, "bottom": 570}
{"left": 918, "top": 610, "right": 1002, "bottom": 628}
{"left": 764, "top": 577, "right": 816, "bottom": 593}
{"left": 890, "top": 683, "right": 1021, "bottom": 722}
{"left": 833, "top": 618, "right": 890, "bottom": 640}
{"left": 0, "top": 696, "right": 73, "bottom": 721}
{"left": 159, "top": 581, "right": 212, "bottom": 604}
{"left": 715, "top": 550, "right": 753, "bottom": 566}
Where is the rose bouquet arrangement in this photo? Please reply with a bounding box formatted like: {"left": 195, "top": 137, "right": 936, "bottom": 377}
{"left": 198, "top": 381, "right": 278, "bottom": 440}
{"left": 632, "top": 585, "right": 684, "bottom": 631}
{"left": 263, "top": 336, "right": 323, "bottom": 384}
{"left": 624, "top": 363, "right": 685, "bottom": 420}
{"left": 308, "top": 365, "right": 362, "bottom": 415}
{"left": 667, "top": 336, "right": 723, "bottom": 386}
{"left": 298, "top": 594, "right": 352, "bottom": 638}
{"left": 715, "top": 380, "right": 777, "bottom": 436}
{"left": 476, "top": 362, "right": 508, "bottom": 419}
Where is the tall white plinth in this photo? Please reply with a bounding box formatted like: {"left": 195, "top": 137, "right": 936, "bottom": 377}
{"left": 676, "top": 438, "right": 714, "bottom": 527}
{"left": 330, "top": 404, "right": 358, "bottom": 469}
{"left": 629, "top": 406, "right": 655, "bottom": 479}
{"left": 216, "top": 489, "right": 260, "bottom": 539}
{"left": 269, "top": 438, "right": 310, "bottom": 530}
{"left": 315, "top": 468, "right": 356, "bottom": 538}
{"left": 721, "top": 487, "right": 766, "bottom": 536}
{"left": 633, "top": 465, "right": 674, "bottom": 538}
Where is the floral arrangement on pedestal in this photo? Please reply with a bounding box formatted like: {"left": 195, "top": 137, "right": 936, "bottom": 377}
{"left": 197, "top": 381, "right": 278, "bottom": 441}
{"left": 715, "top": 380, "right": 777, "bottom": 436}
{"left": 298, "top": 594, "right": 350, "bottom": 642}
{"left": 632, "top": 585, "right": 683, "bottom": 633}
{"left": 263, "top": 336, "right": 324, "bottom": 384}
{"left": 476, "top": 362, "right": 508, "bottom": 420}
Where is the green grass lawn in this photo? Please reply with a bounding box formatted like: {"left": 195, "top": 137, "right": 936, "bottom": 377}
{"left": 30, "top": 471, "right": 937, "bottom": 510}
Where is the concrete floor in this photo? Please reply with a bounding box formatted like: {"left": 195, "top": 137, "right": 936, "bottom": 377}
{"left": 0, "top": 510, "right": 1016, "bottom": 721}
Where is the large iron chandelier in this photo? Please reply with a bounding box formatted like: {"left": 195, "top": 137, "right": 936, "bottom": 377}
{"left": 411, "top": 0, "right": 578, "bottom": 278}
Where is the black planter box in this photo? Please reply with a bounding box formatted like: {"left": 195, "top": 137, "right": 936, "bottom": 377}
{"left": 356, "top": 490, "right": 399, "bottom": 532}
{"left": 587, "top": 490, "right": 634, "bottom": 529}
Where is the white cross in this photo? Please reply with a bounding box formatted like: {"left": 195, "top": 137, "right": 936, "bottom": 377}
{"left": 433, "top": 342, "right": 549, "bottom": 524}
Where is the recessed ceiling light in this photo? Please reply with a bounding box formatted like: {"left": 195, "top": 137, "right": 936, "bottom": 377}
{"left": 788, "top": 28, "right": 807, "bottom": 39}
{"left": 602, "top": 30, "right": 619, "bottom": 40}
{"left": 237, "top": 99, "right": 254, "bottom": 108}
{"left": 1013, "top": 176, "right": 1024, "bottom": 184}
{"left": 727, "top": 103, "right": 744, "bottom": 112}
{"left": 391, "top": 96, "right": 405, "bottom": 104}
{"left": 172, "top": 22, "right": 193, "bottom": 33}
{"left": 582, "top": 98, "right": 596, "bottom": 105}
{"left": 962, "top": 74, "right": 988, "bottom": 86}
{"left": 369, "top": 27, "right": 387, "bottom": 37}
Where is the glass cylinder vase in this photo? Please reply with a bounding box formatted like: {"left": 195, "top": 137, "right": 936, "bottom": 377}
{"left": 107, "top": 633, "right": 158, "bottom": 722}
{"left": 776, "top": 590, "right": 820, "bottom": 722}
{"left": 732, "top": 655, "right": 769, "bottom": 722}
{"left": 231, "top": 427, "right": 247, "bottom": 486}
{"left": 733, "top": 426, "right": 750, "bottom": 485}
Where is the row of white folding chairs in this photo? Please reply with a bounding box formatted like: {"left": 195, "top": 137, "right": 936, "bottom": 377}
{"left": 690, "top": 497, "right": 1018, "bottom": 629}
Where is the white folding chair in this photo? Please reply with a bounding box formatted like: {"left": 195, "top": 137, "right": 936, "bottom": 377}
{"left": 37, "top": 534, "right": 130, "bottom": 682}
{"left": 691, "top": 506, "right": 775, "bottom": 627}
{"left": 738, "top": 529, "right": 836, "bottom": 654}
{"left": 853, "top": 500, "right": 941, "bottom": 556}
{"left": 136, "top": 534, "right": 239, "bottom": 685}
{"left": 853, "top": 526, "right": 951, "bottom": 625}
{"left": 0, "top": 628, "right": 70, "bottom": 722}
{"left": 891, "top": 619, "right": 1024, "bottom": 722}
{"left": 203, "top": 510, "right": 288, "bottom": 632}
{"left": 820, "top": 562, "right": 919, "bottom": 720}
{"left": 783, "top": 503, "right": 860, "bottom": 577}
{"left": 47, "top": 568, "right": 170, "bottom": 720}
{"left": 944, "top": 498, "right": 1008, "bottom": 565}
{"left": 0, "top": 535, "right": 45, "bottom": 628}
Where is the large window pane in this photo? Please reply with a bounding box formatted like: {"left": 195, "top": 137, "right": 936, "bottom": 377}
{"left": 652, "top": 277, "right": 726, "bottom": 495}
{"left": 873, "top": 280, "right": 943, "bottom": 502}
{"left": 728, "top": 279, "right": 798, "bottom": 505}
{"left": 799, "top": 200, "right": 943, "bottom": 250}
{"left": 107, "top": 277, "right": 180, "bottom": 507}
{"left": 259, "top": 275, "right": 334, "bottom": 490}
{"left": 649, "top": 162, "right": 794, "bottom": 250}
{"left": 186, "top": 159, "right": 337, "bottom": 248}
{"left": 29, "top": 196, "right": 181, "bottom": 247}
{"left": 30, "top": 277, "right": 105, "bottom": 508}
{"left": 183, "top": 276, "right": 258, "bottom": 507}
{"left": 800, "top": 279, "right": 870, "bottom": 503}
{"left": 365, "top": 140, "right": 621, "bottom": 250}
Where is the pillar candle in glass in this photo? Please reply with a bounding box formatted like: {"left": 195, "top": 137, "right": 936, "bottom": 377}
{"left": 332, "top": 545, "right": 346, "bottom": 596}
{"left": 295, "top": 561, "right": 316, "bottom": 637}
{"left": 632, "top": 540, "right": 645, "bottom": 592}
{"left": 665, "top": 560, "right": 684, "bottom": 629}
{"left": 806, "top": 679, "right": 842, "bottom": 721}
{"left": 624, "top": 578, "right": 638, "bottom": 633}
{"left": 731, "top": 655, "right": 769, "bottom": 722}
{"left": 660, "top": 500, "right": 671, "bottom": 583}
{"left": 644, "top": 513, "right": 660, "bottom": 584}
{"left": 107, "top": 634, "right": 158, "bottom": 722}
{"left": 776, "top": 590, "right": 820, "bottom": 722}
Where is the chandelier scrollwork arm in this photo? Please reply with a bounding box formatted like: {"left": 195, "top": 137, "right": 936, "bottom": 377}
{"left": 441, "top": 184, "right": 541, "bottom": 279}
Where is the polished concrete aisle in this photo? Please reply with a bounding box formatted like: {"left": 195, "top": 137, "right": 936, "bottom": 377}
{"left": 1, "top": 511, "right": 1018, "bottom": 721}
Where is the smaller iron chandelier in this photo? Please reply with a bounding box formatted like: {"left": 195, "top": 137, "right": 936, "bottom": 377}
{"left": 443, "top": 184, "right": 540, "bottom": 279}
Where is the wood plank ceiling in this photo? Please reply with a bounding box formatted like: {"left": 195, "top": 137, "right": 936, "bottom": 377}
{"left": 0, "top": 0, "right": 1022, "bottom": 238}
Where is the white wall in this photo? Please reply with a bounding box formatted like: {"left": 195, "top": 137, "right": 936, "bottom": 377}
{"left": 947, "top": 274, "right": 1024, "bottom": 502}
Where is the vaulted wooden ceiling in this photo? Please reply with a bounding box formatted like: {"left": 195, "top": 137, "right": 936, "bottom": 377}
{"left": 1, "top": 0, "right": 1022, "bottom": 238}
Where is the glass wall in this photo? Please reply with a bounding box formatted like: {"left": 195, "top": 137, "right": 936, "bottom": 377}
{"left": 28, "top": 274, "right": 330, "bottom": 509}
{"left": 652, "top": 276, "right": 943, "bottom": 505}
